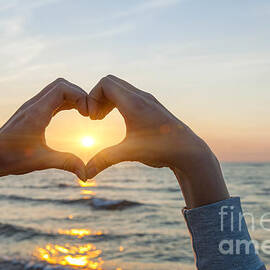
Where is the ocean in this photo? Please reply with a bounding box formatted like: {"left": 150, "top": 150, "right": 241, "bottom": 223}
{"left": 0, "top": 162, "right": 269, "bottom": 270}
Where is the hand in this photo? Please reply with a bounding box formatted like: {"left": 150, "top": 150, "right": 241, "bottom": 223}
{"left": 86, "top": 75, "right": 229, "bottom": 208}
{"left": 0, "top": 78, "right": 88, "bottom": 180}
{"left": 86, "top": 75, "right": 215, "bottom": 174}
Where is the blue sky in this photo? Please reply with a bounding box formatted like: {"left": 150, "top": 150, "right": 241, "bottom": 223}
{"left": 0, "top": 0, "right": 269, "bottom": 161}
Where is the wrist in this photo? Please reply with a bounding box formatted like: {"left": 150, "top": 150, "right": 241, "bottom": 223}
{"left": 171, "top": 139, "right": 230, "bottom": 209}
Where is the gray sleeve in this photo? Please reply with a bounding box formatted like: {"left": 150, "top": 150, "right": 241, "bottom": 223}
{"left": 182, "top": 197, "right": 266, "bottom": 270}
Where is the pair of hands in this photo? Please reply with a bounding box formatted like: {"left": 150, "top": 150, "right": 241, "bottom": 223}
{"left": 0, "top": 75, "right": 229, "bottom": 208}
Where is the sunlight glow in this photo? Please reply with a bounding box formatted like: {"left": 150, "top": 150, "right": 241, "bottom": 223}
{"left": 58, "top": 228, "right": 103, "bottom": 238}
{"left": 35, "top": 243, "right": 104, "bottom": 269}
{"left": 78, "top": 179, "right": 97, "bottom": 187}
{"left": 81, "top": 136, "right": 95, "bottom": 147}
{"left": 80, "top": 190, "right": 96, "bottom": 196}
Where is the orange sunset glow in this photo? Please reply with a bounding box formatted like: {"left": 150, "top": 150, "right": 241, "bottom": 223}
{"left": 45, "top": 110, "right": 126, "bottom": 162}
{"left": 35, "top": 243, "right": 104, "bottom": 269}
{"left": 41, "top": 107, "right": 270, "bottom": 163}
{"left": 58, "top": 229, "right": 103, "bottom": 238}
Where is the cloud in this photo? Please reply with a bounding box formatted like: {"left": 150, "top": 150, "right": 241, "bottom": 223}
{"left": 0, "top": 0, "right": 184, "bottom": 83}
{"left": 0, "top": 17, "right": 25, "bottom": 37}
{"left": 0, "top": 0, "right": 65, "bottom": 81}
{"left": 0, "top": 18, "right": 44, "bottom": 82}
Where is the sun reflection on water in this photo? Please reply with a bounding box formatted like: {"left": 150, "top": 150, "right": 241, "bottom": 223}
{"left": 33, "top": 178, "right": 123, "bottom": 270}
{"left": 35, "top": 243, "right": 104, "bottom": 269}
{"left": 80, "top": 190, "right": 96, "bottom": 196}
{"left": 78, "top": 179, "right": 97, "bottom": 188}
{"left": 58, "top": 228, "right": 103, "bottom": 238}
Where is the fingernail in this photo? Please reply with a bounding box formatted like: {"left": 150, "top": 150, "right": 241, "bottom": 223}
{"left": 87, "top": 167, "right": 97, "bottom": 179}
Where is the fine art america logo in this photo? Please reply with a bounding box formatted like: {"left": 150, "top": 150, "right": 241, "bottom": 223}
{"left": 218, "top": 205, "right": 270, "bottom": 255}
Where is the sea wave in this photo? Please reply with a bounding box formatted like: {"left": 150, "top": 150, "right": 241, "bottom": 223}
{"left": 0, "top": 222, "right": 104, "bottom": 241}
{"left": 0, "top": 223, "right": 159, "bottom": 245}
{"left": 0, "top": 194, "right": 142, "bottom": 210}
{"left": 0, "top": 223, "right": 53, "bottom": 241}
{"left": 2, "top": 180, "right": 180, "bottom": 194}
{"left": 0, "top": 259, "right": 74, "bottom": 270}
{"left": 11, "top": 184, "right": 179, "bottom": 194}
{"left": 0, "top": 222, "right": 157, "bottom": 242}
{"left": 6, "top": 183, "right": 77, "bottom": 190}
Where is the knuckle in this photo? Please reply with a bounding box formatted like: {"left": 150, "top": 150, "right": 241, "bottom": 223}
{"left": 106, "top": 74, "right": 115, "bottom": 80}
{"left": 55, "top": 81, "right": 66, "bottom": 89}
{"left": 53, "top": 81, "right": 66, "bottom": 97}
{"left": 100, "top": 76, "right": 110, "bottom": 86}
{"left": 54, "top": 77, "right": 66, "bottom": 84}
{"left": 51, "top": 78, "right": 67, "bottom": 90}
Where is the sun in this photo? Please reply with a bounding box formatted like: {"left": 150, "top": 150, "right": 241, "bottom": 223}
{"left": 81, "top": 136, "right": 95, "bottom": 147}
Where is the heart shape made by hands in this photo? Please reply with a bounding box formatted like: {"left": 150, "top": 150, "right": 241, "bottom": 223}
{"left": 1, "top": 75, "right": 184, "bottom": 182}
{"left": 46, "top": 109, "right": 126, "bottom": 164}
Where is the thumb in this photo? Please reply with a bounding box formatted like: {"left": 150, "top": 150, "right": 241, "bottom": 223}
{"left": 45, "top": 149, "right": 87, "bottom": 181}
{"left": 86, "top": 142, "right": 129, "bottom": 179}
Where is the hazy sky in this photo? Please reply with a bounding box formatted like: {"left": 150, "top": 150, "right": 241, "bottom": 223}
{"left": 0, "top": 0, "right": 269, "bottom": 162}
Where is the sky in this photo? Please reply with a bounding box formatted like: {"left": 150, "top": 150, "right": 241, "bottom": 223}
{"left": 0, "top": 0, "right": 269, "bottom": 162}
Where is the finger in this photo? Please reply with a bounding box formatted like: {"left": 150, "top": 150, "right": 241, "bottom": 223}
{"left": 87, "top": 95, "right": 114, "bottom": 120}
{"left": 31, "top": 80, "right": 88, "bottom": 126}
{"left": 86, "top": 142, "right": 129, "bottom": 179}
{"left": 21, "top": 78, "right": 69, "bottom": 110}
{"left": 88, "top": 75, "right": 134, "bottom": 120}
{"left": 106, "top": 74, "right": 138, "bottom": 92}
{"left": 52, "top": 95, "right": 88, "bottom": 117}
{"left": 45, "top": 148, "right": 87, "bottom": 181}
{"left": 52, "top": 103, "right": 75, "bottom": 116}
{"left": 106, "top": 74, "right": 152, "bottom": 99}
{"left": 19, "top": 78, "right": 79, "bottom": 113}
{"left": 48, "top": 80, "right": 89, "bottom": 117}
{"left": 1, "top": 78, "right": 86, "bottom": 130}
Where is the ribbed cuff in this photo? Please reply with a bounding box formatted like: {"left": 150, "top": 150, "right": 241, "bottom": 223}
{"left": 182, "top": 197, "right": 265, "bottom": 270}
